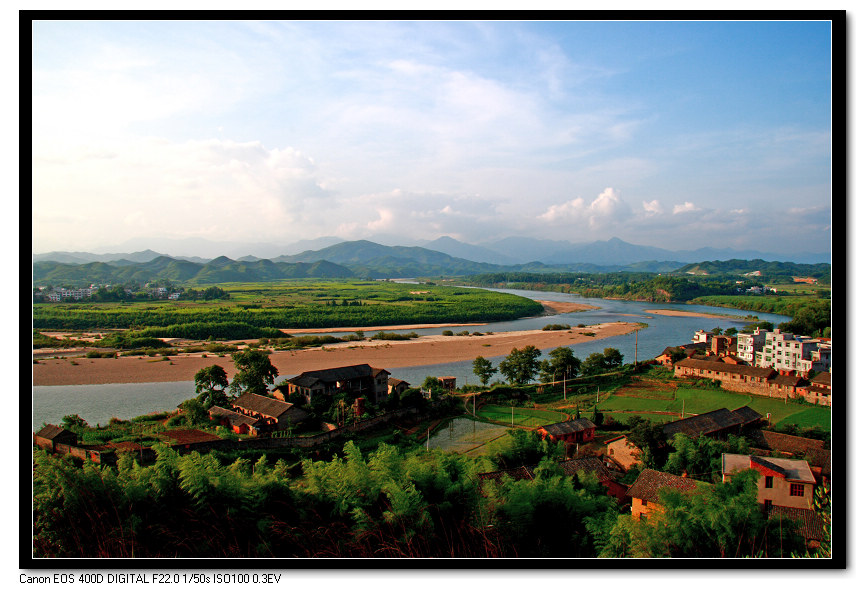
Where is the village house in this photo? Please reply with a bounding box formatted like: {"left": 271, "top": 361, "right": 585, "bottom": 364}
{"left": 537, "top": 418, "right": 596, "bottom": 444}
{"left": 284, "top": 364, "right": 391, "bottom": 405}
{"left": 604, "top": 435, "right": 643, "bottom": 471}
{"left": 662, "top": 406, "right": 763, "bottom": 442}
{"left": 156, "top": 429, "right": 227, "bottom": 454}
{"left": 559, "top": 457, "right": 629, "bottom": 504}
{"left": 746, "top": 430, "right": 831, "bottom": 485}
{"left": 766, "top": 504, "right": 825, "bottom": 550}
{"left": 387, "top": 377, "right": 410, "bottom": 397}
{"left": 721, "top": 454, "right": 817, "bottom": 510}
{"left": 805, "top": 371, "right": 832, "bottom": 405}
{"left": 33, "top": 424, "right": 78, "bottom": 452}
{"left": 673, "top": 357, "right": 831, "bottom": 405}
{"left": 626, "top": 469, "right": 705, "bottom": 521}
{"left": 653, "top": 342, "right": 708, "bottom": 367}
{"left": 208, "top": 405, "right": 261, "bottom": 435}
{"left": 231, "top": 393, "right": 310, "bottom": 432}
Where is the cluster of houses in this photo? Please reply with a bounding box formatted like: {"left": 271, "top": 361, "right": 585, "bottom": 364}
{"left": 655, "top": 328, "right": 832, "bottom": 406}
{"left": 479, "top": 405, "right": 830, "bottom": 549}
{"left": 34, "top": 284, "right": 184, "bottom": 302}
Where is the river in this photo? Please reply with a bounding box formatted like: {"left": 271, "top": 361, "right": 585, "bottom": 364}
{"left": 31, "top": 289, "right": 790, "bottom": 430}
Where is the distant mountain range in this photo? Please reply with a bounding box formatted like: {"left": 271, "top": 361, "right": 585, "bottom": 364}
{"left": 32, "top": 236, "right": 831, "bottom": 286}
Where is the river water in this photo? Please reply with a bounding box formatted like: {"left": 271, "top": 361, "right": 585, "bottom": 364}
{"left": 31, "top": 289, "right": 790, "bottom": 430}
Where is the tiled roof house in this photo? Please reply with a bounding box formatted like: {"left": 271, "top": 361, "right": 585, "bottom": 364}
{"left": 626, "top": 469, "right": 705, "bottom": 521}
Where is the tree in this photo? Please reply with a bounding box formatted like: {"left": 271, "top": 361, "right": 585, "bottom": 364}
{"left": 472, "top": 356, "right": 497, "bottom": 386}
{"left": 581, "top": 347, "right": 624, "bottom": 376}
{"left": 194, "top": 365, "right": 230, "bottom": 408}
{"left": 229, "top": 349, "right": 278, "bottom": 396}
{"left": 61, "top": 414, "right": 88, "bottom": 429}
{"left": 538, "top": 347, "right": 581, "bottom": 384}
{"left": 498, "top": 345, "right": 542, "bottom": 385}
{"left": 179, "top": 398, "right": 210, "bottom": 427}
{"left": 724, "top": 327, "right": 739, "bottom": 336}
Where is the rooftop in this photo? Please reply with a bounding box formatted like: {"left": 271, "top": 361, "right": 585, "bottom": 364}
{"left": 626, "top": 469, "right": 703, "bottom": 503}
{"left": 721, "top": 454, "right": 816, "bottom": 483}
{"left": 539, "top": 418, "right": 596, "bottom": 437}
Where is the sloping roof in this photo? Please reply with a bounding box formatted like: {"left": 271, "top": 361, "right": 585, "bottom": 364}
{"left": 767, "top": 505, "right": 825, "bottom": 541}
{"left": 626, "top": 469, "right": 701, "bottom": 503}
{"left": 232, "top": 393, "right": 296, "bottom": 418}
{"left": 34, "top": 424, "right": 73, "bottom": 440}
{"left": 539, "top": 418, "right": 596, "bottom": 437}
{"left": 675, "top": 358, "right": 776, "bottom": 379}
{"left": 288, "top": 364, "right": 388, "bottom": 387}
{"left": 477, "top": 466, "right": 534, "bottom": 484}
{"left": 106, "top": 441, "right": 148, "bottom": 452}
{"left": 208, "top": 405, "right": 260, "bottom": 427}
{"left": 388, "top": 377, "right": 409, "bottom": 386}
{"left": 559, "top": 457, "right": 621, "bottom": 482}
{"left": 810, "top": 372, "right": 831, "bottom": 387}
{"left": 748, "top": 429, "right": 825, "bottom": 454}
{"left": 663, "top": 407, "right": 760, "bottom": 440}
{"left": 770, "top": 374, "right": 808, "bottom": 387}
{"left": 722, "top": 454, "right": 816, "bottom": 483}
{"left": 157, "top": 429, "right": 223, "bottom": 445}
{"left": 730, "top": 406, "right": 763, "bottom": 425}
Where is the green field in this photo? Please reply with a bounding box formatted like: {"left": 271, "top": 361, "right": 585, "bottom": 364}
{"left": 595, "top": 385, "right": 830, "bottom": 430}
{"left": 33, "top": 280, "right": 544, "bottom": 334}
{"left": 476, "top": 406, "right": 570, "bottom": 428}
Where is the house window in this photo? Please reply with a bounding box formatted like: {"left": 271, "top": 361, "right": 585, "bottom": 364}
{"left": 764, "top": 499, "right": 772, "bottom": 508}
{"left": 765, "top": 476, "right": 773, "bottom": 489}
{"left": 790, "top": 483, "right": 805, "bottom": 497}
{"left": 641, "top": 498, "right": 648, "bottom": 506}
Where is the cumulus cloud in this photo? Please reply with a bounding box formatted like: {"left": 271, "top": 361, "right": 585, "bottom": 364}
{"left": 539, "top": 187, "right": 631, "bottom": 228}
{"left": 673, "top": 201, "right": 700, "bottom": 215}
{"left": 642, "top": 200, "right": 663, "bottom": 215}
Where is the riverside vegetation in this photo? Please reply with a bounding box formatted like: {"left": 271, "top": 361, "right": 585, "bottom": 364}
{"left": 32, "top": 280, "right": 544, "bottom": 347}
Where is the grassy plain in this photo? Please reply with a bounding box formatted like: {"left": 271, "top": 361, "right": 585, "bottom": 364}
{"left": 33, "top": 280, "right": 545, "bottom": 333}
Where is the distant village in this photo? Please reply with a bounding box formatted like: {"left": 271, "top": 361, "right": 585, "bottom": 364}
{"left": 34, "top": 319, "right": 831, "bottom": 550}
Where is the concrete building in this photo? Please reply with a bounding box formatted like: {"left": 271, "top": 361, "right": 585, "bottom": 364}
{"left": 753, "top": 329, "right": 831, "bottom": 376}
{"left": 721, "top": 454, "right": 817, "bottom": 510}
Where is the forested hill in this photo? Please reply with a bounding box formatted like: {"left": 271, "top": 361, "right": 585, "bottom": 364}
{"left": 675, "top": 259, "right": 831, "bottom": 284}
{"left": 33, "top": 257, "right": 354, "bottom": 286}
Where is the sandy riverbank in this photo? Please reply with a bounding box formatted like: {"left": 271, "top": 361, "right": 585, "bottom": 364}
{"left": 32, "top": 320, "right": 641, "bottom": 386}
{"left": 644, "top": 309, "right": 750, "bottom": 320}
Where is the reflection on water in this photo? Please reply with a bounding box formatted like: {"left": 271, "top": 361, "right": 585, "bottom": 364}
{"left": 32, "top": 290, "right": 792, "bottom": 430}
{"left": 425, "top": 417, "right": 508, "bottom": 454}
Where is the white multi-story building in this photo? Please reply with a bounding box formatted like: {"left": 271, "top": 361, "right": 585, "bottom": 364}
{"left": 737, "top": 328, "right": 769, "bottom": 364}
{"left": 753, "top": 329, "right": 831, "bottom": 376}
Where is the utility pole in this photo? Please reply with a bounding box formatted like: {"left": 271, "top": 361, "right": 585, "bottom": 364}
{"left": 681, "top": 398, "right": 685, "bottom": 419}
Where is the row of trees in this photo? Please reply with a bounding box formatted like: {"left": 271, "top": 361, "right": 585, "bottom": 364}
{"left": 472, "top": 346, "right": 625, "bottom": 387}
{"left": 32, "top": 432, "right": 818, "bottom": 558}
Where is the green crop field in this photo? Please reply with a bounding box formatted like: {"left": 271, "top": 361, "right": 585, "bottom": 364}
{"left": 594, "top": 383, "right": 830, "bottom": 431}
{"left": 476, "top": 406, "right": 570, "bottom": 428}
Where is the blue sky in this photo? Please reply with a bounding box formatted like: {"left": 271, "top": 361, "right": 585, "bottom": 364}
{"left": 31, "top": 19, "right": 833, "bottom": 256}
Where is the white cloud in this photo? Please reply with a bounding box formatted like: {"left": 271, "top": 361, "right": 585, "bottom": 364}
{"left": 539, "top": 187, "right": 630, "bottom": 229}
{"left": 642, "top": 200, "right": 663, "bottom": 215}
{"left": 673, "top": 201, "right": 699, "bottom": 215}
{"left": 32, "top": 138, "right": 331, "bottom": 251}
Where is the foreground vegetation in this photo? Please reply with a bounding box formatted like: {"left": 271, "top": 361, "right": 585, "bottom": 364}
{"left": 34, "top": 433, "right": 820, "bottom": 558}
